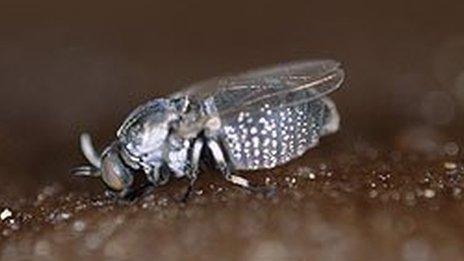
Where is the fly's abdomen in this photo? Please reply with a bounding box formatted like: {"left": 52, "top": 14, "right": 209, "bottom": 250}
{"left": 219, "top": 99, "right": 333, "bottom": 170}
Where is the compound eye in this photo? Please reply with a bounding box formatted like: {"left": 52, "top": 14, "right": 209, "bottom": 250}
{"left": 101, "top": 152, "right": 133, "bottom": 191}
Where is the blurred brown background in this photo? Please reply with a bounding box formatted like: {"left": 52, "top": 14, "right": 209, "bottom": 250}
{"left": 0, "top": 0, "right": 463, "bottom": 203}
{"left": 2, "top": 1, "right": 464, "bottom": 259}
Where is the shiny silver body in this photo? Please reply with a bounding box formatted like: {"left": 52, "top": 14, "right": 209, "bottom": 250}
{"left": 73, "top": 60, "right": 344, "bottom": 197}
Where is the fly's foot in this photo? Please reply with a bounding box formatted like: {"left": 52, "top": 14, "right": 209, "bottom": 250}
{"left": 104, "top": 190, "right": 118, "bottom": 199}
{"left": 249, "top": 183, "right": 277, "bottom": 198}
{"left": 179, "top": 177, "right": 197, "bottom": 203}
{"left": 225, "top": 173, "right": 276, "bottom": 198}
{"left": 104, "top": 188, "right": 138, "bottom": 201}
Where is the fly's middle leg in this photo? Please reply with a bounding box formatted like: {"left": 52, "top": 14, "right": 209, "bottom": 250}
{"left": 181, "top": 138, "right": 204, "bottom": 202}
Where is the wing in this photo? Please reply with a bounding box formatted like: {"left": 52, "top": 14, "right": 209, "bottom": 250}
{"left": 173, "top": 59, "right": 344, "bottom": 119}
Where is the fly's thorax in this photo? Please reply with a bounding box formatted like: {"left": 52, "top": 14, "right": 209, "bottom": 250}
{"left": 172, "top": 95, "right": 220, "bottom": 139}
{"left": 164, "top": 133, "right": 192, "bottom": 178}
{"left": 117, "top": 98, "right": 179, "bottom": 168}
{"left": 164, "top": 96, "right": 222, "bottom": 178}
{"left": 201, "top": 96, "right": 222, "bottom": 137}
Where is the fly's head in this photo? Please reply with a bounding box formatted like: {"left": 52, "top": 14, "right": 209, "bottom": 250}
{"left": 100, "top": 142, "right": 135, "bottom": 191}
{"left": 71, "top": 98, "right": 178, "bottom": 192}
{"left": 71, "top": 135, "right": 134, "bottom": 192}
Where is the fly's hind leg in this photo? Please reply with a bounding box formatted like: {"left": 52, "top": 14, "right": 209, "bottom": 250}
{"left": 206, "top": 139, "right": 275, "bottom": 195}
